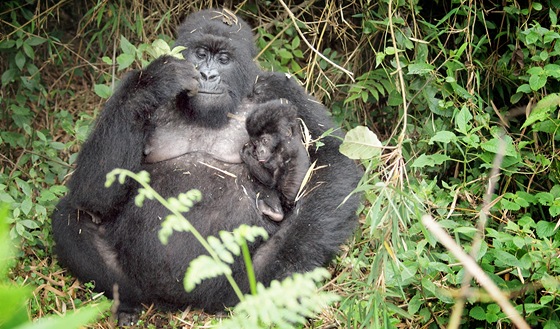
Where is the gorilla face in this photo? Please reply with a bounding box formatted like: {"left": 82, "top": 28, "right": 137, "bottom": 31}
{"left": 252, "top": 133, "right": 279, "bottom": 163}
{"left": 184, "top": 40, "right": 238, "bottom": 125}
{"left": 176, "top": 11, "right": 260, "bottom": 128}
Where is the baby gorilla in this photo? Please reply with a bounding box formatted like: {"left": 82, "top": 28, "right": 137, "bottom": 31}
{"left": 241, "top": 100, "right": 310, "bottom": 221}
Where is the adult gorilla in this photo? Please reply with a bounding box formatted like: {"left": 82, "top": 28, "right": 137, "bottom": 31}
{"left": 52, "top": 8, "right": 362, "bottom": 323}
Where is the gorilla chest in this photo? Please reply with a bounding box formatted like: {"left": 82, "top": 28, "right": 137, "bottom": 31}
{"left": 144, "top": 110, "right": 250, "bottom": 164}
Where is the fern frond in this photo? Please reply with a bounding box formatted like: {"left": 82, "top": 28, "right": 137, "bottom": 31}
{"left": 217, "top": 268, "right": 339, "bottom": 329}
{"left": 184, "top": 255, "right": 232, "bottom": 292}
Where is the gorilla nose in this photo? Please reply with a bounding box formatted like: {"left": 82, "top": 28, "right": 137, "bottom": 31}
{"left": 200, "top": 69, "right": 220, "bottom": 82}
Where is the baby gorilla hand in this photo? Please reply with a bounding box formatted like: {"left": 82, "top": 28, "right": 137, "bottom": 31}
{"left": 253, "top": 72, "right": 301, "bottom": 104}
{"left": 240, "top": 142, "right": 257, "bottom": 163}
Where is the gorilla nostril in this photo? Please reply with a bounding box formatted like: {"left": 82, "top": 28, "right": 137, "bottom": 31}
{"left": 200, "top": 69, "right": 219, "bottom": 82}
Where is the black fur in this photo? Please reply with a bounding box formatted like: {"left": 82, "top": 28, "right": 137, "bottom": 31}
{"left": 241, "top": 100, "right": 310, "bottom": 221}
{"left": 51, "top": 9, "right": 362, "bottom": 325}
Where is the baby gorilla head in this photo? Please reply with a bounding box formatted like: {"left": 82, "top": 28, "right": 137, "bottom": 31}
{"left": 248, "top": 101, "right": 297, "bottom": 163}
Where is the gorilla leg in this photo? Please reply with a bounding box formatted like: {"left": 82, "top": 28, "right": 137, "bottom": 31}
{"left": 51, "top": 197, "right": 143, "bottom": 321}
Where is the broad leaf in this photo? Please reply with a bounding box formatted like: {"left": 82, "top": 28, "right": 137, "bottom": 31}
{"left": 339, "top": 126, "right": 382, "bottom": 160}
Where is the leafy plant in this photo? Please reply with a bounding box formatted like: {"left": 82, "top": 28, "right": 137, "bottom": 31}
{"left": 95, "top": 37, "right": 186, "bottom": 99}
{"left": 0, "top": 204, "right": 110, "bottom": 328}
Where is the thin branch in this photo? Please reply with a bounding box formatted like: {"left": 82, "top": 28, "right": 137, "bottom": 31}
{"left": 422, "top": 215, "right": 530, "bottom": 329}
{"left": 387, "top": 0, "right": 409, "bottom": 145}
{"left": 277, "top": 0, "right": 354, "bottom": 82}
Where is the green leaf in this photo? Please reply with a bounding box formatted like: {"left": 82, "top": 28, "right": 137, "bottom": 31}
{"left": 516, "top": 191, "right": 536, "bottom": 205}
{"left": 292, "top": 37, "right": 300, "bottom": 49}
{"left": 516, "top": 84, "right": 532, "bottom": 94}
{"left": 119, "top": 35, "right": 136, "bottom": 55}
{"left": 385, "top": 47, "right": 397, "bottom": 55}
{"left": 207, "top": 235, "right": 234, "bottom": 264}
{"left": 536, "top": 220, "right": 556, "bottom": 238}
{"left": 527, "top": 66, "right": 545, "bottom": 75}
{"left": 510, "top": 92, "right": 523, "bottom": 104}
{"left": 15, "top": 51, "right": 26, "bottom": 70}
{"left": 529, "top": 73, "right": 547, "bottom": 90}
{"left": 101, "top": 56, "right": 113, "bottom": 65}
{"left": 14, "top": 303, "right": 109, "bottom": 329}
{"left": 550, "top": 8, "right": 558, "bottom": 26}
{"left": 514, "top": 303, "right": 545, "bottom": 314}
{"left": 455, "top": 106, "right": 472, "bottom": 135}
{"left": 27, "top": 36, "right": 46, "bottom": 46}
{"left": 339, "top": 126, "right": 382, "bottom": 160}
{"left": 0, "top": 39, "right": 15, "bottom": 49}
{"left": 169, "top": 46, "right": 186, "bottom": 59}
{"left": 522, "top": 93, "right": 560, "bottom": 128}
{"left": 22, "top": 42, "right": 34, "bottom": 60}
{"left": 411, "top": 154, "right": 451, "bottom": 168}
{"left": 486, "top": 312, "right": 499, "bottom": 323}
{"left": 387, "top": 90, "right": 403, "bottom": 106}
{"left": 493, "top": 250, "right": 522, "bottom": 268}
{"left": 407, "top": 62, "right": 434, "bottom": 75}
{"left": 94, "top": 84, "right": 112, "bottom": 99}
{"left": 117, "top": 53, "right": 135, "bottom": 71}
{"left": 550, "top": 202, "right": 560, "bottom": 217}
{"left": 231, "top": 224, "right": 268, "bottom": 244}
{"left": 0, "top": 192, "right": 15, "bottom": 204}
{"left": 0, "top": 285, "right": 32, "bottom": 327}
{"left": 219, "top": 230, "right": 241, "bottom": 256}
{"left": 1, "top": 68, "right": 16, "bottom": 86}
{"left": 428, "top": 131, "right": 457, "bottom": 144}
{"left": 480, "top": 135, "right": 517, "bottom": 157}
{"left": 15, "top": 179, "right": 32, "bottom": 197}
{"left": 469, "top": 306, "right": 486, "bottom": 321}
{"left": 536, "top": 192, "right": 554, "bottom": 206}
{"left": 420, "top": 277, "right": 436, "bottom": 296}
{"left": 20, "top": 199, "right": 33, "bottom": 215}
{"left": 407, "top": 294, "right": 423, "bottom": 315}
{"left": 277, "top": 48, "right": 293, "bottom": 60}
{"left": 375, "top": 52, "right": 385, "bottom": 67}
{"left": 533, "top": 2, "right": 543, "bottom": 10}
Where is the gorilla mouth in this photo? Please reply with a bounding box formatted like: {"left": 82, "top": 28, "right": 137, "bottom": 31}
{"left": 198, "top": 90, "right": 223, "bottom": 95}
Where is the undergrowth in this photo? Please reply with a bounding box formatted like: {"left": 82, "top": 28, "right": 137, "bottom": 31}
{"left": 1, "top": 0, "right": 560, "bottom": 328}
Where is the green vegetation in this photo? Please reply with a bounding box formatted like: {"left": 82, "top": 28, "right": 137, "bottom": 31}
{"left": 1, "top": 0, "right": 560, "bottom": 328}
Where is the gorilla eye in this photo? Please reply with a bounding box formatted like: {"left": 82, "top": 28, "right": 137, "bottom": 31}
{"left": 218, "top": 53, "right": 230, "bottom": 65}
{"left": 195, "top": 48, "right": 207, "bottom": 59}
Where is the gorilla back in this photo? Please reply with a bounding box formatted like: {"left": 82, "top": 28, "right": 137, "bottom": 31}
{"left": 51, "top": 8, "right": 362, "bottom": 323}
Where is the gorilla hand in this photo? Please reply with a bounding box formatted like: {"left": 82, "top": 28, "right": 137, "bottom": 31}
{"left": 240, "top": 143, "right": 259, "bottom": 169}
{"left": 253, "top": 72, "right": 303, "bottom": 104}
{"left": 141, "top": 55, "right": 200, "bottom": 101}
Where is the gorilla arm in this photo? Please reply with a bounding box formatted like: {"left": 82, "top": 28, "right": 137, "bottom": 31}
{"left": 66, "top": 56, "right": 199, "bottom": 221}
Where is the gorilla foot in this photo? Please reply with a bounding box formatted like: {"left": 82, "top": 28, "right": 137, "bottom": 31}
{"left": 117, "top": 311, "right": 138, "bottom": 327}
